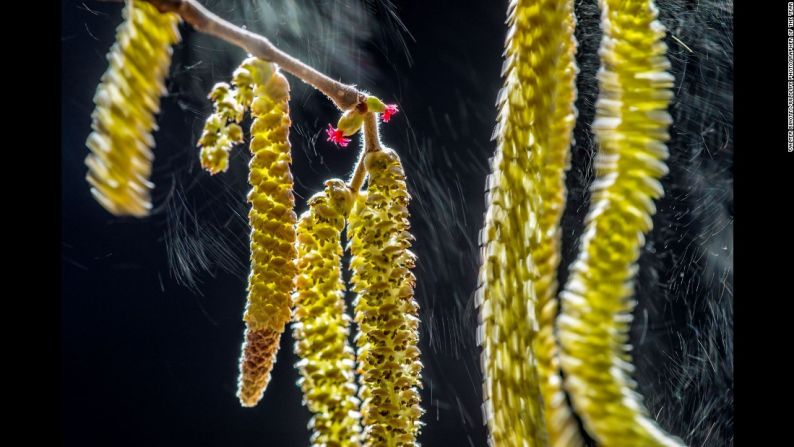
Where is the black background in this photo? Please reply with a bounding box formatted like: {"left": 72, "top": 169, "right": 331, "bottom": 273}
{"left": 61, "top": 1, "right": 736, "bottom": 446}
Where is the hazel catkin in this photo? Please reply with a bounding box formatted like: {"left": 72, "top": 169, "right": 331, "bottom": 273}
{"left": 85, "top": 0, "right": 180, "bottom": 217}
{"left": 237, "top": 68, "right": 298, "bottom": 408}
{"left": 349, "top": 149, "right": 423, "bottom": 447}
{"left": 556, "top": 0, "right": 684, "bottom": 445}
{"left": 477, "top": 0, "right": 570, "bottom": 445}
{"left": 293, "top": 179, "right": 362, "bottom": 447}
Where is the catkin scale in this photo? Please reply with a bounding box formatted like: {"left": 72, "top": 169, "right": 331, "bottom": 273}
{"left": 477, "top": 0, "right": 569, "bottom": 445}
{"left": 349, "top": 149, "right": 423, "bottom": 447}
{"left": 85, "top": 0, "right": 180, "bottom": 217}
{"left": 293, "top": 179, "right": 362, "bottom": 447}
{"left": 556, "top": 0, "right": 684, "bottom": 445}
{"left": 237, "top": 69, "right": 298, "bottom": 408}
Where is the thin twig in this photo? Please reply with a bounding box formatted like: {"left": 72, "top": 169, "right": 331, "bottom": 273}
{"left": 362, "top": 113, "right": 381, "bottom": 154}
{"left": 348, "top": 149, "right": 368, "bottom": 194}
{"left": 145, "top": 0, "right": 365, "bottom": 110}
{"left": 348, "top": 113, "right": 381, "bottom": 193}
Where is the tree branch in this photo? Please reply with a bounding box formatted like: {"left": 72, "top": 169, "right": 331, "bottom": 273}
{"left": 145, "top": 0, "right": 365, "bottom": 110}
{"left": 112, "top": 0, "right": 391, "bottom": 192}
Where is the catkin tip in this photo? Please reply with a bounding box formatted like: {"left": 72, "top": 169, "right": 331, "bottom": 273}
{"left": 237, "top": 327, "right": 282, "bottom": 407}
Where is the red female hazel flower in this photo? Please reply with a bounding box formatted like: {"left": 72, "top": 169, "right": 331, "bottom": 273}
{"left": 325, "top": 124, "right": 351, "bottom": 147}
{"left": 382, "top": 104, "right": 399, "bottom": 123}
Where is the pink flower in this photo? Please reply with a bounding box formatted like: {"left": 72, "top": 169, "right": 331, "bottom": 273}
{"left": 325, "top": 124, "right": 351, "bottom": 147}
{"left": 382, "top": 104, "right": 399, "bottom": 123}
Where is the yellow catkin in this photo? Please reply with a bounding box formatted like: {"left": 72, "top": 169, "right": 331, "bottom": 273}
{"left": 237, "top": 68, "right": 298, "bottom": 407}
{"left": 197, "top": 82, "right": 245, "bottom": 174}
{"left": 477, "top": 0, "right": 568, "bottom": 445}
{"left": 198, "top": 58, "right": 274, "bottom": 174}
{"left": 349, "top": 149, "right": 423, "bottom": 447}
{"left": 530, "top": 1, "right": 584, "bottom": 446}
{"left": 85, "top": 0, "right": 180, "bottom": 217}
{"left": 293, "top": 179, "right": 362, "bottom": 447}
{"left": 556, "top": 0, "right": 683, "bottom": 445}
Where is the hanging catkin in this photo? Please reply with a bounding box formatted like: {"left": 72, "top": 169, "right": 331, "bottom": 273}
{"left": 198, "top": 58, "right": 273, "bottom": 175}
{"left": 293, "top": 179, "right": 362, "bottom": 446}
{"left": 530, "top": 1, "right": 584, "bottom": 446}
{"left": 477, "top": 0, "right": 568, "bottom": 444}
{"left": 85, "top": 0, "right": 180, "bottom": 217}
{"left": 349, "top": 149, "right": 423, "bottom": 447}
{"left": 556, "top": 0, "right": 684, "bottom": 445}
{"left": 236, "top": 68, "right": 298, "bottom": 407}
{"left": 198, "top": 82, "right": 245, "bottom": 174}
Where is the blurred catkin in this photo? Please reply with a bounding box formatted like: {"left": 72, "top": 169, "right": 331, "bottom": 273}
{"left": 530, "top": 1, "right": 584, "bottom": 446}
{"left": 349, "top": 149, "right": 423, "bottom": 447}
{"left": 556, "top": 0, "right": 684, "bottom": 445}
{"left": 85, "top": 0, "right": 180, "bottom": 217}
{"left": 293, "top": 179, "right": 362, "bottom": 447}
{"left": 237, "top": 68, "right": 298, "bottom": 407}
{"left": 477, "top": 0, "right": 569, "bottom": 444}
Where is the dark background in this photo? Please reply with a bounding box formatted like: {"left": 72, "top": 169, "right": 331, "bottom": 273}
{"left": 61, "top": 1, "right": 733, "bottom": 446}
